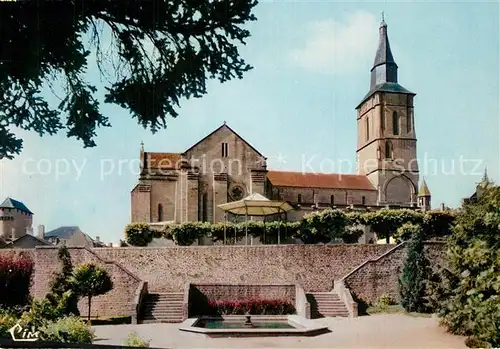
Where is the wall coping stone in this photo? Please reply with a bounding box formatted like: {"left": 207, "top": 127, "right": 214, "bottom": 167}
{"left": 340, "top": 242, "right": 407, "bottom": 282}
{"left": 132, "top": 281, "right": 148, "bottom": 324}
{"left": 191, "top": 283, "right": 297, "bottom": 286}
{"left": 339, "top": 241, "right": 445, "bottom": 282}
{"left": 182, "top": 283, "right": 190, "bottom": 321}
{"left": 89, "top": 244, "right": 384, "bottom": 250}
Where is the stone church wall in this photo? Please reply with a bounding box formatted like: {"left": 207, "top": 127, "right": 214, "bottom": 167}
{"left": 273, "top": 186, "right": 377, "bottom": 207}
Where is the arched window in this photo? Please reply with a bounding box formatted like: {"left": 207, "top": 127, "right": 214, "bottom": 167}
{"left": 157, "top": 203, "right": 163, "bottom": 222}
{"left": 381, "top": 112, "right": 385, "bottom": 131}
{"left": 385, "top": 141, "right": 392, "bottom": 160}
{"left": 365, "top": 117, "right": 369, "bottom": 141}
{"left": 330, "top": 195, "right": 334, "bottom": 205}
{"left": 298, "top": 194, "right": 302, "bottom": 203}
{"left": 362, "top": 196, "right": 366, "bottom": 205}
{"left": 393, "top": 111, "right": 399, "bottom": 135}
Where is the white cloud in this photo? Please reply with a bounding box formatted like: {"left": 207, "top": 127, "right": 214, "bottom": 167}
{"left": 289, "top": 11, "right": 379, "bottom": 74}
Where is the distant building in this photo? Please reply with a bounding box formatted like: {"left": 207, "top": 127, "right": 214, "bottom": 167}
{"left": 0, "top": 197, "right": 111, "bottom": 249}
{"left": 43, "top": 226, "right": 104, "bottom": 248}
{"left": 462, "top": 169, "right": 494, "bottom": 204}
{"left": 0, "top": 197, "right": 33, "bottom": 242}
{"left": 2, "top": 233, "right": 50, "bottom": 249}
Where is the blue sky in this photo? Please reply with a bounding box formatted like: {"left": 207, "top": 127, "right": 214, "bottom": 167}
{"left": 1, "top": 1, "right": 498, "bottom": 244}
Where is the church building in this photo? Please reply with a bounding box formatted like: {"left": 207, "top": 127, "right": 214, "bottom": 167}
{"left": 131, "top": 19, "right": 431, "bottom": 225}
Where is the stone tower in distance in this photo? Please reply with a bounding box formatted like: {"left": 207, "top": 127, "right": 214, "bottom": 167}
{"left": 355, "top": 18, "right": 419, "bottom": 207}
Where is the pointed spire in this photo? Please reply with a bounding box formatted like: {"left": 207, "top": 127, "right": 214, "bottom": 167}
{"left": 478, "top": 166, "right": 491, "bottom": 188}
{"left": 373, "top": 19, "right": 395, "bottom": 67}
{"left": 418, "top": 179, "right": 431, "bottom": 197}
{"left": 140, "top": 141, "right": 144, "bottom": 152}
{"left": 370, "top": 17, "right": 398, "bottom": 88}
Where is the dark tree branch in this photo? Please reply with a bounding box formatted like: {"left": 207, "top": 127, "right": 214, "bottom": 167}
{"left": 0, "top": 0, "right": 258, "bottom": 158}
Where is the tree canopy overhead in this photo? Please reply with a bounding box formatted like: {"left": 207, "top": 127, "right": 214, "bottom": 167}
{"left": 0, "top": 0, "right": 258, "bottom": 159}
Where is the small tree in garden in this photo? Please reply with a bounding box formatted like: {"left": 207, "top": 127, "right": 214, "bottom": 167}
{"left": 46, "top": 246, "right": 79, "bottom": 316}
{"left": 394, "top": 223, "right": 422, "bottom": 243}
{"left": 399, "top": 231, "right": 431, "bottom": 313}
{"left": 421, "top": 210, "right": 456, "bottom": 240}
{"left": 72, "top": 264, "right": 113, "bottom": 322}
{"left": 361, "top": 209, "right": 423, "bottom": 243}
{"left": 300, "top": 209, "right": 349, "bottom": 244}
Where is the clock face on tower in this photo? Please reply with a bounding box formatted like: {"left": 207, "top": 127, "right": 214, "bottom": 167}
{"left": 229, "top": 184, "right": 245, "bottom": 201}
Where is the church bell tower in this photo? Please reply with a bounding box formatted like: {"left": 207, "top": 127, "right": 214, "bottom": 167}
{"left": 355, "top": 17, "right": 419, "bottom": 207}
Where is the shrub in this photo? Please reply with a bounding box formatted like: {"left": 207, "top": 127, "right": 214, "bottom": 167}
{"left": 20, "top": 297, "right": 66, "bottom": 328}
{"left": 435, "top": 186, "right": 500, "bottom": 347}
{"left": 394, "top": 223, "right": 422, "bottom": 243}
{"left": 170, "top": 221, "right": 211, "bottom": 245}
{"left": 375, "top": 293, "right": 396, "bottom": 308}
{"left": 207, "top": 299, "right": 296, "bottom": 316}
{"left": 124, "top": 223, "right": 153, "bottom": 246}
{"left": 465, "top": 336, "right": 492, "bottom": 349}
{"left": 399, "top": 231, "right": 431, "bottom": 313}
{"left": 421, "top": 210, "right": 455, "bottom": 240}
{"left": 0, "top": 310, "right": 18, "bottom": 339}
{"left": 72, "top": 263, "right": 113, "bottom": 322}
{"left": 0, "top": 253, "right": 34, "bottom": 308}
{"left": 41, "top": 316, "right": 95, "bottom": 344}
{"left": 123, "top": 331, "right": 150, "bottom": 347}
{"left": 341, "top": 226, "right": 364, "bottom": 244}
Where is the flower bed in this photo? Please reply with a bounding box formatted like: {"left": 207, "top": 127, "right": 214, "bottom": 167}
{"left": 207, "top": 299, "right": 296, "bottom": 316}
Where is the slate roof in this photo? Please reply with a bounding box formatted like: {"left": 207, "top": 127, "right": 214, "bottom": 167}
{"left": 3, "top": 234, "right": 50, "bottom": 248}
{"left": 267, "top": 171, "right": 376, "bottom": 191}
{"left": 373, "top": 21, "right": 396, "bottom": 68}
{"left": 357, "top": 21, "right": 415, "bottom": 109}
{"left": 418, "top": 180, "right": 431, "bottom": 197}
{"left": 356, "top": 82, "right": 415, "bottom": 109}
{"left": 45, "top": 226, "right": 95, "bottom": 247}
{"left": 0, "top": 197, "right": 33, "bottom": 214}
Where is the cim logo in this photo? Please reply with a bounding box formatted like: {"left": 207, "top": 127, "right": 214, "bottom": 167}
{"left": 8, "top": 323, "right": 41, "bottom": 341}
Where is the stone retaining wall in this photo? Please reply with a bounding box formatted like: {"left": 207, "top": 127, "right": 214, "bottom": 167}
{"left": 92, "top": 244, "right": 394, "bottom": 292}
{"left": 191, "top": 283, "right": 296, "bottom": 303}
{"left": 0, "top": 243, "right": 446, "bottom": 318}
{"left": 343, "top": 242, "right": 447, "bottom": 304}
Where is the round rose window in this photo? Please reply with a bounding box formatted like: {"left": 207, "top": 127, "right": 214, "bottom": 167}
{"left": 230, "top": 185, "right": 245, "bottom": 201}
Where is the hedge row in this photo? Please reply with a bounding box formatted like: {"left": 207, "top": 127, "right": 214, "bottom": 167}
{"left": 207, "top": 299, "right": 296, "bottom": 316}
{"left": 125, "top": 208, "right": 456, "bottom": 246}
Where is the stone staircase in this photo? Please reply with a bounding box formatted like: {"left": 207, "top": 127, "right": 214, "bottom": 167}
{"left": 307, "top": 292, "right": 349, "bottom": 318}
{"left": 140, "top": 292, "right": 184, "bottom": 323}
